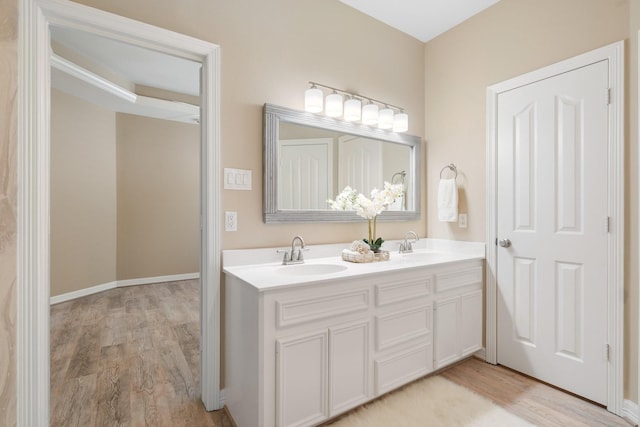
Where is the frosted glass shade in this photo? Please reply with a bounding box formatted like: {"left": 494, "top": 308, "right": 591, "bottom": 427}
{"left": 344, "top": 98, "right": 362, "bottom": 121}
{"left": 325, "top": 93, "right": 343, "bottom": 117}
{"left": 393, "top": 112, "right": 409, "bottom": 132}
{"left": 362, "top": 103, "right": 379, "bottom": 125}
{"left": 304, "top": 87, "right": 323, "bottom": 113}
{"left": 378, "top": 107, "right": 394, "bottom": 129}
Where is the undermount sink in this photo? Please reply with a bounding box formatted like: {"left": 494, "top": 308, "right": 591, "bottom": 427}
{"left": 277, "top": 263, "right": 348, "bottom": 276}
{"left": 400, "top": 251, "right": 448, "bottom": 262}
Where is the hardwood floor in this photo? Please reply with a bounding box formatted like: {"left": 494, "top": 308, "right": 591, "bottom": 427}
{"left": 441, "top": 357, "right": 632, "bottom": 427}
{"left": 52, "top": 281, "right": 632, "bottom": 427}
{"left": 50, "top": 280, "right": 232, "bottom": 427}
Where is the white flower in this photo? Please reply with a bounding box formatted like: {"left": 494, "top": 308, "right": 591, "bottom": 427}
{"left": 327, "top": 182, "right": 404, "bottom": 219}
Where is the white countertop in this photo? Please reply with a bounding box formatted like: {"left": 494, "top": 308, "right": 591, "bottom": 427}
{"left": 223, "top": 238, "right": 485, "bottom": 291}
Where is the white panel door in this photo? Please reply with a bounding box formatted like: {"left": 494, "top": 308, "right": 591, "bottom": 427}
{"left": 434, "top": 295, "right": 460, "bottom": 369}
{"left": 338, "top": 135, "right": 382, "bottom": 195}
{"left": 277, "top": 331, "right": 328, "bottom": 427}
{"left": 329, "top": 321, "right": 369, "bottom": 415}
{"left": 279, "top": 138, "right": 332, "bottom": 209}
{"left": 496, "top": 60, "right": 609, "bottom": 404}
{"left": 460, "top": 290, "right": 483, "bottom": 357}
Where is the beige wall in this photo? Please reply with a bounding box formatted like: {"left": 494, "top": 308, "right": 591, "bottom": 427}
{"left": 72, "top": 0, "right": 427, "bottom": 249}
{"left": 424, "top": 0, "right": 635, "bottom": 400}
{"left": 116, "top": 114, "right": 200, "bottom": 280}
{"left": 50, "top": 89, "right": 117, "bottom": 296}
{"left": 0, "top": 0, "right": 17, "bottom": 423}
{"left": 50, "top": 92, "right": 198, "bottom": 293}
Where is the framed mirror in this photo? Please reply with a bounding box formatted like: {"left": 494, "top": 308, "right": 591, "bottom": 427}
{"left": 264, "top": 103, "right": 422, "bottom": 223}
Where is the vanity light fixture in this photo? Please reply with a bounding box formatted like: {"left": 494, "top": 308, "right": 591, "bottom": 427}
{"left": 378, "top": 106, "right": 394, "bottom": 130}
{"left": 325, "top": 91, "right": 343, "bottom": 117}
{"left": 304, "top": 84, "right": 323, "bottom": 113}
{"left": 393, "top": 111, "right": 409, "bottom": 133}
{"left": 344, "top": 96, "right": 362, "bottom": 122}
{"left": 304, "top": 81, "right": 409, "bottom": 132}
{"left": 362, "top": 101, "right": 379, "bottom": 125}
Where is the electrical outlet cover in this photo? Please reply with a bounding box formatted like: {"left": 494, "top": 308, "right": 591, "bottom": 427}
{"left": 225, "top": 211, "right": 238, "bottom": 231}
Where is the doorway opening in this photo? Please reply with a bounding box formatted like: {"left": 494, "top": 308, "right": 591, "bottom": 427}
{"left": 17, "top": 0, "right": 222, "bottom": 424}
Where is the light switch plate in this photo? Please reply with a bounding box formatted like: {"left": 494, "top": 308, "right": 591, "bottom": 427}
{"left": 224, "top": 168, "right": 252, "bottom": 190}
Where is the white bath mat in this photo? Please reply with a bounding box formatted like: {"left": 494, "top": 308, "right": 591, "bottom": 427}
{"left": 327, "top": 375, "right": 535, "bottom": 427}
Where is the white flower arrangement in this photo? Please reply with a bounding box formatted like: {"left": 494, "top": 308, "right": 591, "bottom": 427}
{"left": 327, "top": 182, "right": 404, "bottom": 251}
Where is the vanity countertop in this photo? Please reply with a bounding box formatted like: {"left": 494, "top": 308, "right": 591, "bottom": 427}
{"left": 223, "top": 238, "right": 485, "bottom": 291}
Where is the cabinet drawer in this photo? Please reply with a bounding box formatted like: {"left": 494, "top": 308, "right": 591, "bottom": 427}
{"left": 374, "top": 344, "right": 432, "bottom": 395}
{"left": 375, "top": 277, "right": 432, "bottom": 307}
{"left": 435, "top": 267, "right": 482, "bottom": 293}
{"left": 276, "top": 289, "right": 369, "bottom": 328}
{"left": 375, "top": 305, "right": 432, "bottom": 351}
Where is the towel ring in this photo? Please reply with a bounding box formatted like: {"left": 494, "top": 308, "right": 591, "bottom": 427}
{"left": 391, "top": 170, "right": 406, "bottom": 185}
{"left": 439, "top": 163, "right": 458, "bottom": 179}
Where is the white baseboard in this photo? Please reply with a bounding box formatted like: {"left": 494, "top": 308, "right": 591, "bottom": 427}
{"left": 622, "top": 399, "right": 639, "bottom": 425}
{"left": 473, "top": 347, "right": 487, "bottom": 362}
{"left": 117, "top": 272, "right": 200, "bottom": 288}
{"left": 50, "top": 281, "right": 118, "bottom": 305}
{"left": 50, "top": 272, "right": 200, "bottom": 305}
{"left": 219, "top": 388, "right": 227, "bottom": 407}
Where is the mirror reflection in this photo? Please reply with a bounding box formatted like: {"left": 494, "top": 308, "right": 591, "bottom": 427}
{"left": 278, "top": 122, "right": 411, "bottom": 211}
{"left": 264, "top": 103, "right": 421, "bottom": 223}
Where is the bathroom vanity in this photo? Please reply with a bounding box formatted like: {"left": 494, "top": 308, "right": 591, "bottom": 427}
{"left": 223, "top": 239, "right": 484, "bottom": 427}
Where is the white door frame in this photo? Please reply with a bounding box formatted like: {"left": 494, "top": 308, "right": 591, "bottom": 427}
{"left": 17, "top": 0, "right": 222, "bottom": 424}
{"left": 485, "top": 41, "right": 624, "bottom": 414}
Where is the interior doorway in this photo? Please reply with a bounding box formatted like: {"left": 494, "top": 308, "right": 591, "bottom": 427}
{"left": 17, "top": 0, "right": 222, "bottom": 424}
{"left": 486, "top": 41, "right": 624, "bottom": 414}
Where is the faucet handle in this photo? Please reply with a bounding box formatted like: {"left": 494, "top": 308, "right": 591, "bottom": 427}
{"left": 296, "top": 247, "right": 310, "bottom": 261}
{"left": 276, "top": 248, "right": 291, "bottom": 263}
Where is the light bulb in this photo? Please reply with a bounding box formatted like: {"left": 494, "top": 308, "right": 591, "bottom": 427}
{"left": 325, "top": 93, "right": 343, "bottom": 117}
{"left": 304, "top": 87, "right": 323, "bottom": 113}
{"left": 378, "top": 107, "right": 394, "bottom": 129}
{"left": 362, "top": 103, "right": 379, "bottom": 125}
{"left": 344, "top": 98, "right": 362, "bottom": 122}
{"left": 393, "top": 112, "right": 408, "bottom": 132}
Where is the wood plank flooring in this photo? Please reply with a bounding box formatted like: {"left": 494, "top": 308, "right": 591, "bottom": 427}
{"left": 50, "top": 280, "right": 232, "bottom": 427}
{"left": 52, "top": 280, "right": 632, "bottom": 427}
{"left": 441, "top": 357, "right": 632, "bottom": 427}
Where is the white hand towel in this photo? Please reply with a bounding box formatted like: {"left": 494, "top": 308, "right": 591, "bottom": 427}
{"left": 438, "top": 178, "right": 458, "bottom": 222}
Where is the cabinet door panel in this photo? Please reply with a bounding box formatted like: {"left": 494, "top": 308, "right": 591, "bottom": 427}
{"left": 434, "top": 296, "right": 460, "bottom": 369}
{"left": 461, "top": 290, "right": 483, "bottom": 356}
{"left": 329, "top": 321, "right": 369, "bottom": 415}
{"left": 277, "top": 331, "right": 328, "bottom": 427}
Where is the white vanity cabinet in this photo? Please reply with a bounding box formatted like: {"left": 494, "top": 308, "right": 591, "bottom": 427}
{"left": 433, "top": 266, "right": 484, "bottom": 369}
{"left": 224, "top": 258, "right": 483, "bottom": 427}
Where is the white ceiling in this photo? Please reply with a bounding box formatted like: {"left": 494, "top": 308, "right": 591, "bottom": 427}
{"left": 339, "top": 0, "right": 501, "bottom": 42}
{"left": 50, "top": 26, "right": 201, "bottom": 96}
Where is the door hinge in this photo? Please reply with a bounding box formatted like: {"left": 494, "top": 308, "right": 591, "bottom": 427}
{"left": 605, "top": 344, "right": 610, "bottom": 362}
{"left": 606, "top": 88, "right": 611, "bottom": 105}
{"left": 605, "top": 216, "right": 610, "bottom": 233}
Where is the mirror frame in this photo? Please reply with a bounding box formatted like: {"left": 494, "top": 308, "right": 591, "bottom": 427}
{"left": 264, "top": 103, "right": 422, "bottom": 223}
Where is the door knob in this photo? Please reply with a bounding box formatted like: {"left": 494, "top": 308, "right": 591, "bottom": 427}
{"left": 498, "top": 238, "right": 511, "bottom": 248}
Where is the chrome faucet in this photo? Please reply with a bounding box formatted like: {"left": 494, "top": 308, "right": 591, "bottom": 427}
{"left": 399, "top": 231, "right": 419, "bottom": 254}
{"left": 277, "top": 235, "right": 309, "bottom": 265}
